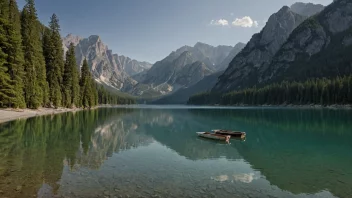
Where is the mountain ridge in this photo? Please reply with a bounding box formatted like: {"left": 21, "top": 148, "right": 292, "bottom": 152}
{"left": 62, "top": 34, "right": 152, "bottom": 91}
{"left": 213, "top": 2, "right": 324, "bottom": 93}
{"left": 131, "top": 42, "right": 237, "bottom": 97}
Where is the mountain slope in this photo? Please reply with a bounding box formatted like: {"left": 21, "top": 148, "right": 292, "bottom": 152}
{"left": 114, "top": 55, "right": 152, "bottom": 76}
{"left": 217, "top": 42, "right": 246, "bottom": 71}
{"left": 213, "top": 3, "right": 324, "bottom": 92}
{"left": 153, "top": 71, "right": 223, "bottom": 104}
{"left": 132, "top": 42, "right": 234, "bottom": 97}
{"left": 261, "top": 0, "right": 352, "bottom": 84}
{"left": 62, "top": 34, "right": 151, "bottom": 91}
{"left": 131, "top": 53, "right": 214, "bottom": 97}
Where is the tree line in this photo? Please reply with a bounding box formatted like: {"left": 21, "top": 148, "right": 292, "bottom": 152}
{"left": 97, "top": 85, "right": 135, "bottom": 105}
{"left": 188, "top": 75, "right": 352, "bottom": 106}
{"left": 0, "top": 0, "right": 135, "bottom": 109}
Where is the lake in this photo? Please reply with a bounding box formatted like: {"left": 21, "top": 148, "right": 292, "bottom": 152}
{"left": 0, "top": 106, "right": 352, "bottom": 198}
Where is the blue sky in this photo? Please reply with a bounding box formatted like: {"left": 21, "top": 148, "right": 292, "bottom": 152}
{"left": 18, "top": 0, "right": 332, "bottom": 63}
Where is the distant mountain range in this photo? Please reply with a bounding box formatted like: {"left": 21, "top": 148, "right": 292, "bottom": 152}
{"left": 152, "top": 71, "right": 223, "bottom": 104}
{"left": 61, "top": 0, "right": 350, "bottom": 105}
{"left": 63, "top": 34, "right": 244, "bottom": 97}
{"left": 134, "top": 42, "right": 245, "bottom": 97}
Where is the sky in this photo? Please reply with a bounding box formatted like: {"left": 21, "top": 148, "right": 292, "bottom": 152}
{"left": 18, "top": 0, "right": 332, "bottom": 63}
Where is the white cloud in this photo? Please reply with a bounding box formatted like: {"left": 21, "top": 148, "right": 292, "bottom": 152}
{"left": 210, "top": 19, "right": 229, "bottom": 26}
{"left": 232, "top": 16, "right": 259, "bottom": 28}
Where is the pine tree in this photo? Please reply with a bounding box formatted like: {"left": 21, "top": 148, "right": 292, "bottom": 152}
{"left": 80, "top": 59, "right": 92, "bottom": 108}
{"left": 71, "top": 47, "right": 80, "bottom": 108}
{"left": 0, "top": 0, "right": 16, "bottom": 107}
{"left": 62, "top": 45, "right": 73, "bottom": 107}
{"left": 63, "top": 43, "right": 80, "bottom": 107}
{"left": 43, "top": 13, "right": 64, "bottom": 107}
{"left": 91, "top": 78, "right": 98, "bottom": 107}
{"left": 21, "top": 0, "right": 47, "bottom": 108}
{"left": 5, "top": 0, "right": 26, "bottom": 108}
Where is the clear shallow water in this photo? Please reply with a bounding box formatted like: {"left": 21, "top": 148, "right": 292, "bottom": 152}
{"left": 0, "top": 106, "right": 352, "bottom": 198}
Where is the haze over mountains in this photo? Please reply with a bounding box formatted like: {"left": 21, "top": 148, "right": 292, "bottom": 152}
{"left": 63, "top": 34, "right": 245, "bottom": 97}
{"left": 131, "top": 42, "right": 244, "bottom": 97}
{"left": 60, "top": 0, "right": 352, "bottom": 105}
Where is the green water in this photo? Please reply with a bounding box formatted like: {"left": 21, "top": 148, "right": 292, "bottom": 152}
{"left": 0, "top": 106, "right": 352, "bottom": 198}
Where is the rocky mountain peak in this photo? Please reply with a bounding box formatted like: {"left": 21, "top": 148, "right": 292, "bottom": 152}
{"left": 88, "top": 35, "right": 101, "bottom": 43}
{"left": 212, "top": 5, "right": 311, "bottom": 92}
{"left": 260, "top": 6, "right": 306, "bottom": 50}
{"left": 62, "top": 34, "right": 83, "bottom": 55}
{"left": 290, "top": 2, "right": 325, "bottom": 17}
{"left": 234, "top": 42, "right": 246, "bottom": 48}
{"left": 194, "top": 42, "right": 212, "bottom": 49}
{"left": 62, "top": 34, "right": 154, "bottom": 91}
{"left": 63, "top": 34, "right": 82, "bottom": 46}
{"left": 257, "top": 0, "right": 352, "bottom": 85}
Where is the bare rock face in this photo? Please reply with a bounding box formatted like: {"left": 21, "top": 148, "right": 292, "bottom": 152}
{"left": 62, "top": 34, "right": 82, "bottom": 56}
{"left": 290, "top": 2, "right": 325, "bottom": 17}
{"left": 132, "top": 42, "right": 234, "bottom": 97}
{"left": 261, "top": 0, "right": 352, "bottom": 83}
{"left": 62, "top": 34, "right": 151, "bottom": 91}
{"left": 217, "top": 42, "right": 246, "bottom": 71}
{"left": 213, "top": 6, "right": 308, "bottom": 92}
{"left": 325, "top": 0, "right": 352, "bottom": 33}
{"left": 114, "top": 55, "right": 152, "bottom": 76}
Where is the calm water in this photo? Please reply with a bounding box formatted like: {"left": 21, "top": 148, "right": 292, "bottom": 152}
{"left": 0, "top": 106, "right": 352, "bottom": 198}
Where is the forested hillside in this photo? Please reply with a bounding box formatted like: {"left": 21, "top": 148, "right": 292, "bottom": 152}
{"left": 0, "top": 0, "right": 134, "bottom": 109}
{"left": 188, "top": 75, "right": 352, "bottom": 106}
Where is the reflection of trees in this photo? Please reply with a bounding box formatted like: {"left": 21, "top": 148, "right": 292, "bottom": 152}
{"left": 0, "top": 108, "right": 152, "bottom": 197}
{"left": 0, "top": 113, "right": 85, "bottom": 197}
{"left": 1, "top": 107, "right": 351, "bottom": 198}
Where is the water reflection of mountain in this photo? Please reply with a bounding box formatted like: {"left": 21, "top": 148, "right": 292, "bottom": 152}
{"left": 0, "top": 108, "right": 151, "bottom": 198}
{"left": 216, "top": 109, "right": 352, "bottom": 198}
{"left": 127, "top": 109, "right": 244, "bottom": 160}
{"left": 1, "top": 107, "right": 352, "bottom": 198}
{"left": 74, "top": 109, "right": 153, "bottom": 169}
{"left": 124, "top": 108, "right": 352, "bottom": 198}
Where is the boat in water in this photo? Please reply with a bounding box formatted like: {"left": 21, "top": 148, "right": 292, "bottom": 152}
{"left": 212, "top": 129, "right": 246, "bottom": 139}
{"left": 196, "top": 132, "right": 231, "bottom": 142}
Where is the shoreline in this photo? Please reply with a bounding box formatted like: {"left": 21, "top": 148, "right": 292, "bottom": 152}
{"left": 1, "top": 104, "right": 351, "bottom": 124}
{"left": 0, "top": 107, "right": 84, "bottom": 124}
{"left": 186, "top": 104, "right": 352, "bottom": 110}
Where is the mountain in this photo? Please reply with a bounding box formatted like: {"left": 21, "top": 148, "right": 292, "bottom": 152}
{"left": 62, "top": 34, "right": 151, "bottom": 91}
{"left": 260, "top": 0, "right": 352, "bottom": 84}
{"left": 290, "top": 2, "right": 325, "bottom": 17}
{"left": 131, "top": 52, "right": 214, "bottom": 97}
{"left": 133, "top": 42, "right": 235, "bottom": 97}
{"left": 152, "top": 71, "right": 223, "bottom": 104}
{"left": 217, "top": 42, "right": 246, "bottom": 71}
{"left": 113, "top": 55, "right": 152, "bottom": 76}
{"left": 213, "top": 3, "right": 324, "bottom": 93}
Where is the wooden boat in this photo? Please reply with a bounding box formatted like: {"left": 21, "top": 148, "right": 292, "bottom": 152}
{"left": 196, "top": 132, "right": 231, "bottom": 142}
{"left": 212, "top": 129, "right": 246, "bottom": 139}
